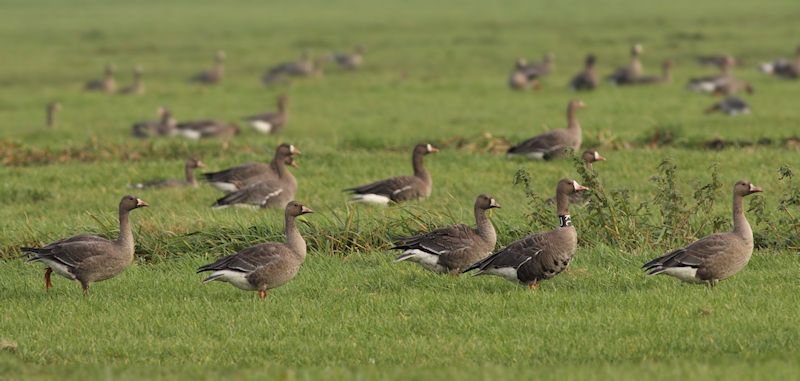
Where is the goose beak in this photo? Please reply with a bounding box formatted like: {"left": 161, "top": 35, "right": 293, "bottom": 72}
{"left": 573, "top": 181, "right": 590, "bottom": 192}
{"left": 427, "top": 144, "right": 439, "bottom": 153}
{"left": 749, "top": 184, "right": 763, "bottom": 193}
{"left": 300, "top": 205, "right": 314, "bottom": 214}
{"left": 289, "top": 145, "right": 301, "bottom": 155}
{"left": 136, "top": 198, "right": 149, "bottom": 208}
{"left": 196, "top": 161, "right": 206, "bottom": 168}
{"left": 594, "top": 152, "right": 605, "bottom": 161}
{"left": 489, "top": 199, "right": 501, "bottom": 209}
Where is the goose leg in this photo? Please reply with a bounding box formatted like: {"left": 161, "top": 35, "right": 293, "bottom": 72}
{"left": 527, "top": 281, "right": 540, "bottom": 290}
{"left": 258, "top": 290, "right": 268, "bottom": 300}
{"left": 80, "top": 281, "right": 90, "bottom": 296}
{"left": 44, "top": 268, "right": 53, "bottom": 290}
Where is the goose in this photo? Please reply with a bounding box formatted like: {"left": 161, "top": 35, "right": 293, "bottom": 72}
{"left": 203, "top": 143, "right": 300, "bottom": 192}
{"left": 392, "top": 194, "right": 500, "bottom": 274}
{"left": 84, "top": 64, "right": 117, "bottom": 93}
{"left": 175, "top": 119, "right": 240, "bottom": 139}
{"left": 120, "top": 65, "right": 145, "bottom": 95}
{"left": 130, "top": 158, "right": 205, "bottom": 189}
{"left": 243, "top": 94, "right": 289, "bottom": 134}
{"left": 696, "top": 54, "right": 741, "bottom": 69}
{"left": 608, "top": 44, "right": 643, "bottom": 85}
{"left": 262, "top": 50, "right": 321, "bottom": 85}
{"left": 198, "top": 201, "right": 313, "bottom": 299}
{"left": 705, "top": 97, "right": 750, "bottom": 116}
{"left": 329, "top": 46, "right": 364, "bottom": 70}
{"left": 346, "top": 143, "right": 438, "bottom": 205}
{"left": 687, "top": 56, "right": 741, "bottom": 93}
{"left": 46, "top": 101, "right": 61, "bottom": 128}
{"left": 508, "top": 58, "right": 539, "bottom": 90}
{"left": 758, "top": 46, "right": 799, "bottom": 79}
{"left": 524, "top": 52, "right": 556, "bottom": 76}
{"left": 462, "top": 179, "right": 589, "bottom": 289}
{"left": 569, "top": 54, "right": 598, "bottom": 91}
{"left": 546, "top": 149, "right": 604, "bottom": 205}
{"left": 634, "top": 59, "right": 673, "bottom": 84}
{"left": 131, "top": 107, "right": 176, "bottom": 138}
{"left": 507, "top": 99, "right": 585, "bottom": 159}
{"left": 20, "top": 195, "right": 148, "bottom": 295}
{"left": 191, "top": 50, "right": 225, "bottom": 84}
{"left": 643, "top": 181, "right": 762, "bottom": 286}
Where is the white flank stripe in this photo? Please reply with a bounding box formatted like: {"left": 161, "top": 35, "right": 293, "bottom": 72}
{"left": 36, "top": 258, "right": 76, "bottom": 280}
{"left": 661, "top": 267, "right": 702, "bottom": 283}
{"left": 352, "top": 194, "right": 391, "bottom": 205}
{"left": 209, "top": 182, "right": 240, "bottom": 193}
{"left": 250, "top": 120, "right": 273, "bottom": 133}
{"left": 396, "top": 249, "right": 445, "bottom": 273}
{"left": 207, "top": 270, "right": 257, "bottom": 291}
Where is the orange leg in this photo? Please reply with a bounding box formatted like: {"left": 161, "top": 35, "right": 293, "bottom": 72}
{"left": 44, "top": 268, "right": 53, "bottom": 291}
{"left": 527, "top": 281, "right": 540, "bottom": 290}
{"left": 258, "top": 290, "right": 268, "bottom": 300}
{"left": 81, "top": 281, "right": 89, "bottom": 297}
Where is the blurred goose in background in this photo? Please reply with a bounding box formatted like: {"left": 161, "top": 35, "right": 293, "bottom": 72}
{"left": 643, "top": 181, "right": 762, "bottom": 286}
{"left": 346, "top": 143, "right": 438, "bottom": 205}
{"left": 634, "top": 59, "right": 673, "bottom": 84}
{"left": 463, "top": 179, "right": 589, "bottom": 289}
{"left": 758, "top": 45, "right": 799, "bottom": 79}
{"left": 262, "top": 50, "right": 321, "bottom": 85}
{"left": 687, "top": 56, "right": 753, "bottom": 95}
{"left": 508, "top": 58, "right": 540, "bottom": 90}
{"left": 130, "top": 158, "right": 205, "bottom": 189}
{"left": 21, "top": 195, "right": 148, "bottom": 295}
{"left": 705, "top": 97, "right": 750, "bottom": 116}
{"left": 203, "top": 143, "right": 300, "bottom": 192}
{"left": 175, "top": 119, "right": 240, "bottom": 139}
{"left": 569, "top": 54, "right": 598, "bottom": 91}
{"left": 507, "top": 99, "right": 585, "bottom": 159}
{"left": 198, "top": 201, "right": 313, "bottom": 299}
{"left": 191, "top": 50, "right": 225, "bottom": 84}
{"left": 696, "top": 54, "right": 742, "bottom": 69}
{"left": 521, "top": 52, "right": 556, "bottom": 77}
{"left": 328, "top": 46, "right": 364, "bottom": 70}
{"left": 46, "top": 101, "right": 61, "bottom": 128}
{"left": 607, "top": 44, "right": 643, "bottom": 85}
{"left": 243, "top": 94, "right": 289, "bottom": 134}
{"left": 120, "top": 65, "right": 145, "bottom": 95}
{"left": 392, "top": 194, "right": 500, "bottom": 274}
{"left": 132, "top": 107, "right": 176, "bottom": 138}
{"left": 84, "top": 64, "right": 117, "bottom": 93}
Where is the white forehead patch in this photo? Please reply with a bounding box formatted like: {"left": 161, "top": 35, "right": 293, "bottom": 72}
{"left": 426, "top": 144, "right": 433, "bottom": 152}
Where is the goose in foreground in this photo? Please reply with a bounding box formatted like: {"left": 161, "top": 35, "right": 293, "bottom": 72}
{"left": 175, "top": 119, "right": 240, "bottom": 139}
{"left": 243, "top": 94, "right": 289, "bottom": 134}
{"left": 634, "top": 59, "right": 673, "bottom": 84}
{"left": 569, "top": 54, "right": 598, "bottom": 91}
{"left": 84, "top": 64, "right": 117, "bottom": 93}
{"left": 132, "top": 107, "right": 176, "bottom": 138}
{"left": 507, "top": 99, "right": 585, "bottom": 159}
{"left": 608, "top": 44, "right": 643, "bottom": 85}
{"left": 705, "top": 97, "right": 750, "bottom": 116}
{"left": 392, "top": 194, "right": 500, "bottom": 274}
{"left": 643, "top": 181, "right": 762, "bottom": 286}
{"left": 462, "top": 179, "right": 589, "bottom": 288}
{"left": 198, "top": 201, "right": 313, "bottom": 299}
{"left": 46, "top": 101, "right": 61, "bottom": 128}
{"left": 346, "top": 143, "right": 438, "bottom": 205}
{"left": 21, "top": 195, "right": 148, "bottom": 294}
{"left": 120, "top": 65, "right": 145, "bottom": 95}
{"left": 130, "top": 158, "right": 205, "bottom": 189}
{"left": 758, "top": 46, "right": 799, "bottom": 79}
{"left": 328, "top": 46, "right": 364, "bottom": 70}
{"left": 203, "top": 143, "right": 300, "bottom": 192}
{"left": 191, "top": 50, "right": 225, "bottom": 84}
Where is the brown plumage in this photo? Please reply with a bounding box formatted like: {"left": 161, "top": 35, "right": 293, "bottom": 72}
{"left": 507, "top": 100, "right": 585, "bottom": 159}
{"left": 546, "top": 150, "right": 605, "bottom": 205}
{"left": 244, "top": 94, "right": 289, "bottom": 134}
{"left": 130, "top": 158, "right": 205, "bottom": 189}
{"left": 203, "top": 143, "right": 300, "bottom": 193}
{"left": 21, "top": 195, "right": 148, "bottom": 295}
{"left": 758, "top": 46, "right": 800, "bottom": 79}
{"left": 463, "top": 179, "right": 589, "bottom": 288}
{"left": 346, "top": 143, "right": 438, "bottom": 204}
{"left": 262, "top": 50, "right": 322, "bottom": 85}
{"left": 191, "top": 51, "right": 225, "bottom": 84}
{"left": 392, "top": 194, "right": 500, "bottom": 274}
{"left": 198, "top": 201, "right": 313, "bottom": 299}
{"left": 643, "top": 181, "right": 762, "bottom": 286}
{"left": 131, "top": 107, "right": 177, "bottom": 138}
{"left": 84, "top": 64, "right": 117, "bottom": 93}
{"left": 329, "top": 46, "right": 364, "bottom": 70}
{"left": 120, "top": 65, "right": 145, "bottom": 95}
{"left": 634, "top": 59, "right": 673, "bottom": 84}
{"left": 607, "top": 44, "right": 643, "bottom": 85}
{"left": 570, "top": 54, "right": 598, "bottom": 91}
{"left": 175, "top": 119, "right": 240, "bottom": 139}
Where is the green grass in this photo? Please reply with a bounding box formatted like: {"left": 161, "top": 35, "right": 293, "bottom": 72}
{"left": 2, "top": 0, "right": 800, "bottom": 379}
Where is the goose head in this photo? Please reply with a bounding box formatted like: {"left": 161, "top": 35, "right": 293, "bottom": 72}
{"left": 559, "top": 179, "right": 590, "bottom": 195}
{"left": 734, "top": 181, "right": 762, "bottom": 197}
{"left": 286, "top": 201, "right": 313, "bottom": 217}
{"left": 120, "top": 195, "right": 149, "bottom": 211}
{"left": 582, "top": 149, "right": 605, "bottom": 163}
{"left": 476, "top": 194, "right": 501, "bottom": 210}
{"left": 415, "top": 143, "right": 439, "bottom": 155}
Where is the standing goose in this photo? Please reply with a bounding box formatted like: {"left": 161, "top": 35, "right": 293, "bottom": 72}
{"left": 507, "top": 99, "right": 585, "bottom": 159}
{"left": 203, "top": 143, "right": 300, "bottom": 192}
{"left": 392, "top": 194, "right": 500, "bottom": 274}
{"left": 346, "top": 143, "right": 439, "bottom": 205}
{"left": 84, "top": 64, "right": 117, "bottom": 93}
{"left": 191, "top": 50, "right": 225, "bottom": 84}
{"left": 46, "top": 101, "right": 61, "bottom": 128}
{"left": 705, "top": 97, "right": 750, "bottom": 116}
{"left": 130, "top": 158, "right": 205, "bottom": 189}
{"left": 634, "top": 59, "right": 673, "bottom": 84}
{"left": 21, "top": 195, "right": 148, "bottom": 294}
{"left": 643, "top": 181, "right": 762, "bottom": 286}
{"left": 607, "top": 44, "right": 643, "bottom": 85}
{"left": 569, "top": 54, "right": 598, "bottom": 91}
{"left": 243, "top": 94, "right": 289, "bottom": 134}
{"left": 131, "top": 107, "right": 176, "bottom": 138}
{"left": 463, "top": 179, "right": 589, "bottom": 288}
{"left": 120, "top": 65, "right": 145, "bottom": 95}
{"left": 758, "top": 45, "right": 799, "bottom": 79}
{"left": 198, "top": 201, "right": 313, "bottom": 299}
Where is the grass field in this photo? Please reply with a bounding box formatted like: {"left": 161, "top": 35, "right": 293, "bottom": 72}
{"left": 1, "top": 0, "right": 800, "bottom": 379}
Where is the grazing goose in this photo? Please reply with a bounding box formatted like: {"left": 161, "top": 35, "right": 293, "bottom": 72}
{"left": 203, "top": 143, "right": 300, "bottom": 192}
{"left": 346, "top": 143, "right": 439, "bottom": 205}
{"left": 130, "top": 158, "right": 205, "bottom": 189}
{"left": 546, "top": 150, "right": 605, "bottom": 205}
{"left": 46, "top": 101, "right": 61, "bottom": 128}
{"left": 634, "top": 59, "right": 673, "bottom": 84}
{"left": 132, "top": 107, "right": 176, "bottom": 138}
{"left": 243, "top": 94, "right": 289, "bottom": 134}
{"left": 329, "top": 46, "right": 364, "bottom": 70}
{"left": 120, "top": 65, "right": 145, "bottom": 95}
{"left": 758, "top": 46, "right": 799, "bottom": 79}
{"left": 507, "top": 99, "right": 585, "bottom": 159}
{"left": 175, "top": 119, "right": 240, "bottom": 139}
{"left": 84, "top": 64, "right": 117, "bottom": 93}
{"left": 21, "top": 195, "right": 148, "bottom": 294}
{"left": 508, "top": 58, "right": 539, "bottom": 90}
{"left": 569, "top": 54, "right": 598, "bottom": 91}
{"left": 191, "top": 51, "right": 225, "bottom": 84}
{"left": 705, "top": 97, "right": 750, "bottom": 116}
{"left": 392, "top": 194, "right": 500, "bottom": 274}
{"left": 608, "top": 44, "right": 643, "bottom": 85}
{"left": 462, "top": 179, "right": 589, "bottom": 288}
{"left": 198, "top": 201, "right": 313, "bottom": 299}
{"left": 643, "top": 181, "right": 762, "bottom": 286}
